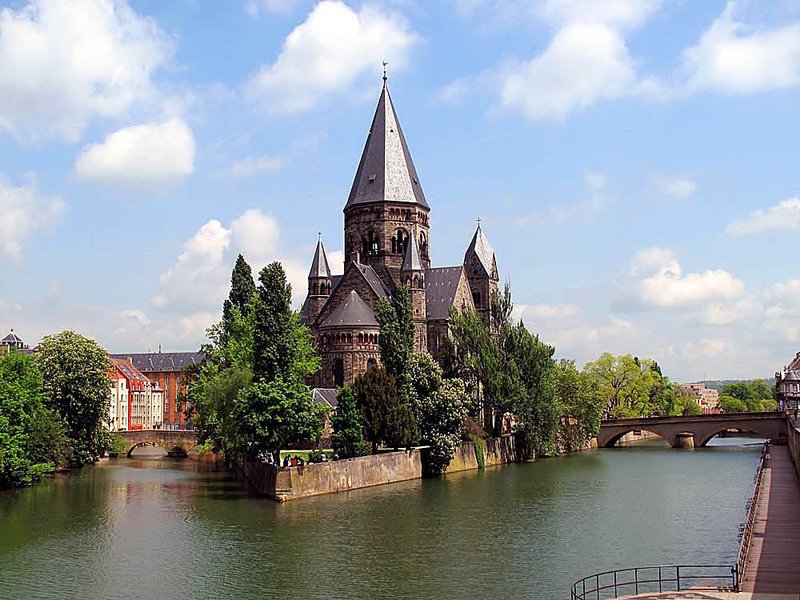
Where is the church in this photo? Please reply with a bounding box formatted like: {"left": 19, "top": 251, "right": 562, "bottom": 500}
{"left": 301, "top": 77, "right": 500, "bottom": 388}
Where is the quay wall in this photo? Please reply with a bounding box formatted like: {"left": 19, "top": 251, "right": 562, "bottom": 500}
{"left": 444, "top": 435, "right": 520, "bottom": 474}
{"left": 239, "top": 449, "right": 423, "bottom": 501}
{"left": 788, "top": 418, "right": 800, "bottom": 480}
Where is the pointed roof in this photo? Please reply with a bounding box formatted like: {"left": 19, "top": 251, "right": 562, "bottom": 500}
{"left": 320, "top": 290, "right": 379, "bottom": 329}
{"left": 465, "top": 223, "right": 497, "bottom": 276}
{"left": 401, "top": 233, "right": 423, "bottom": 272}
{"left": 1, "top": 330, "right": 23, "bottom": 345}
{"left": 345, "top": 83, "right": 428, "bottom": 210}
{"left": 309, "top": 238, "right": 331, "bottom": 279}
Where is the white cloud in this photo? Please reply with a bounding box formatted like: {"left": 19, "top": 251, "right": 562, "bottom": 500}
{"left": 653, "top": 174, "right": 697, "bottom": 199}
{"left": 725, "top": 197, "right": 800, "bottom": 236}
{"left": 519, "top": 303, "right": 581, "bottom": 322}
{"left": 638, "top": 256, "right": 744, "bottom": 308}
{"left": 630, "top": 246, "right": 679, "bottom": 277}
{"left": 682, "top": 338, "right": 727, "bottom": 361}
{"left": 500, "top": 22, "right": 636, "bottom": 121}
{"left": 702, "top": 297, "right": 758, "bottom": 326}
{"left": 0, "top": 0, "right": 171, "bottom": 142}
{"left": 0, "top": 174, "right": 66, "bottom": 262}
{"left": 435, "top": 79, "right": 470, "bottom": 105}
{"left": 223, "top": 155, "right": 284, "bottom": 178}
{"left": 75, "top": 119, "right": 195, "bottom": 189}
{"left": 518, "top": 172, "right": 608, "bottom": 226}
{"left": 245, "top": 0, "right": 420, "bottom": 114}
{"left": 682, "top": 3, "right": 800, "bottom": 95}
{"left": 246, "top": 0, "right": 299, "bottom": 17}
{"left": 229, "top": 209, "right": 281, "bottom": 262}
{"left": 535, "top": 0, "right": 662, "bottom": 31}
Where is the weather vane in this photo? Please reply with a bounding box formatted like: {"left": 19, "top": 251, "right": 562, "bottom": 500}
{"left": 382, "top": 60, "right": 388, "bottom": 83}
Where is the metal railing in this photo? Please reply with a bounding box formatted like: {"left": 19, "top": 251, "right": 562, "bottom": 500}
{"left": 735, "top": 442, "right": 769, "bottom": 584}
{"left": 570, "top": 564, "right": 738, "bottom": 599}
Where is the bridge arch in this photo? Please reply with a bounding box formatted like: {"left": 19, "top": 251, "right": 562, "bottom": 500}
{"left": 695, "top": 426, "right": 771, "bottom": 448}
{"left": 118, "top": 430, "right": 200, "bottom": 458}
{"left": 603, "top": 427, "right": 671, "bottom": 448}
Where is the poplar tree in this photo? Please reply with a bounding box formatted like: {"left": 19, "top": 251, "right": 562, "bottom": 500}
{"left": 253, "top": 262, "right": 295, "bottom": 382}
{"left": 330, "top": 386, "right": 370, "bottom": 459}
{"left": 375, "top": 286, "right": 415, "bottom": 401}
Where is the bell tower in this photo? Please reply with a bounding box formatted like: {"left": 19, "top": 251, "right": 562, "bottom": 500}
{"left": 343, "top": 76, "right": 430, "bottom": 289}
{"left": 401, "top": 232, "right": 427, "bottom": 352}
{"left": 307, "top": 235, "right": 332, "bottom": 325}
{"left": 464, "top": 220, "right": 499, "bottom": 327}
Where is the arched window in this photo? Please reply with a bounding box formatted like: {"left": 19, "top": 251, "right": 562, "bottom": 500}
{"left": 472, "top": 291, "right": 481, "bottom": 308}
{"left": 419, "top": 232, "right": 428, "bottom": 257}
{"left": 392, "top": 228, "right": 409, "bottom": 255}
{"left": 334, "top": 359, "right": 345, "bottom": 387}
{"left": 367, "top": 358, "right": 377, "bottom": 370}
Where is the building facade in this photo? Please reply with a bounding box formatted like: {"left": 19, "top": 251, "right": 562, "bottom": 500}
{"left": 108, "top": 363, "right": 130, "bottom": 431}
{"left": 110, "top": 358, "right": 163, "bottom": 430}
{"left": 677, "top": 383, "right": 720, "bottom": 414}
{"left": 775, "top": 352, "right": 800, "bottom": 411}
{"left": 110, "top": 351, "right": 204, "bottom": 429}
{"left": 1, "top": 329, "right": 32, "bottom": 356}
{"left": 301, "top": 80, "right": 500, "bottom": 388}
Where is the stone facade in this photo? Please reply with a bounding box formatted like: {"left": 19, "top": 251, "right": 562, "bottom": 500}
{"left": 301, "top": 81, "right": 500, "bottom": 388}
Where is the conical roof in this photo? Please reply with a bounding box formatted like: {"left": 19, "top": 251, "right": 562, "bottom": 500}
{"left": 320, "top": 290, "right": 379, "bottom": 329}
{"left": 345, "top": 83, "right": 428, "bottom": 210}
{"left": 401, "top": 232, "right": 423, "bottom": 272}
{"left": 309, "top": 238, "right": 331, "bottom": 279}
{"left": 465, "top": 223, "right": 497, "bottom": 276}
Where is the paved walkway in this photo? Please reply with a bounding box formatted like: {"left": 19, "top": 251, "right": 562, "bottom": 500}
{"left": 740, "top": 445, "right": 800, "bottom": 595}
{"left": 619, "top": 594, "right": 799, "bottom": 599}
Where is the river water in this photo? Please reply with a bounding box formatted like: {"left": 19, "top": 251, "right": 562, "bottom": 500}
{"left": 0, "top": 438, "right": 761, "bottom": 600}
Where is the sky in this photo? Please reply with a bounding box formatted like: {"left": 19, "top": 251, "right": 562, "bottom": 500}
{"left": 1, "top": 0, "right": 800, "bottom": 382}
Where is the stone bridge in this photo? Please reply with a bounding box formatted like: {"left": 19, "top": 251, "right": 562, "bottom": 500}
{"left": 118, "top": 430, "right": 200, "bottom": 457}
{"left": 597, "top": 412, "right": 788, "bottom": 448}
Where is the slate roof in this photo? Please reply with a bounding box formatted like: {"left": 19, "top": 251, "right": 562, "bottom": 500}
{"left": 345, "top": 83, "right": 428, "bottom": 210}
{"left": 353, "top": 263, "right": 390, "bottom": 299}
{"left": 309, "top": 238, "right": 331, "bottom": 279}
{"left": 1, "top": 331, "right": 23, "bottom": 345}
{"left": 109, "top": 351, "right": 205, "bottom": 373}
{"left": 320, "top": 290, "right": 379, "bottom": 329}
{"left": 312, "top": 388, "right": 339, "bottom": 409}
{"left": 783, "top": 370, "right": 800, "bottom": 382}
{"left": 426, "top": 266, "right": 467, "bottom": 320}
{"left": 465, "top": 224, "right": 496, "bottom": 276}
{"left": 401, "top": 233, "right": 424, "bottom": 272}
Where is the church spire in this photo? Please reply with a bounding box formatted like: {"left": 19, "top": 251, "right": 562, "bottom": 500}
{"left": 401, "top": 232, "right": 423, "bottom": 273}
{"left": 308, "top": 235, "right": 331, "bottom": 279}
{"left": 465, "top": 220, "right": 497, "bottom": 279}
{"left": 345, "top": 80, "right": 428, "bottom": 210}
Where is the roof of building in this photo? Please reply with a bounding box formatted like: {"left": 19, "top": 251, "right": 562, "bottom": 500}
{"left": 320, "top": 290, "right": 379, "bottom": 329}
{"left": 465, "top": 223, "right": 496, "bottom": 276}
{"left": 401, "top": 233, "right": 424, "bottom": 272}
{"left": 426, "top": 266, "right": 466, "bottom": 320}
{"left": 1, "top": 330, "right": 24, "bottom": 345}
{"left": 345, "top": 83, "right": 428, "bottom": 210}
{"left": 110, "top": 357, "right": 151, "bottom": 384}
{"left": 109, "top": 351, "right": 205, "bottom": 373}
{"left": 312, "top": 388, "right": 339, "bottom": 409}
{"left": 354, "top": 263, "right": 390, "bottom": 299}
{"left": 309, "top": 238, "right": 332, "bottom": 279}
{"left": 783, "top": 370, "right": 800, "bottom": 382}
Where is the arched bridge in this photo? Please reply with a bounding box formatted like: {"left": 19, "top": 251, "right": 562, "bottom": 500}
{"left": 598, "top": 412, "right": 788, "bottom": 448}
{"left": 118, "top": 430, "right": 200, "bottom": 457}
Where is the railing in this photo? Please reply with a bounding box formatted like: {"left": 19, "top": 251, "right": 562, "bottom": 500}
{"left": 570, "top": 564, "right": 738, "bottom": 599}
{"left": 735, "top": 442, "right": 769, "bottom": 584}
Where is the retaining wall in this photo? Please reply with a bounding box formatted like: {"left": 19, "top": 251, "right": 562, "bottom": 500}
{"left": 239, "top": 449, "right": 423, "bottom": 501}
{"left": 444, "top": 435, "right": 520, "bottom": 474}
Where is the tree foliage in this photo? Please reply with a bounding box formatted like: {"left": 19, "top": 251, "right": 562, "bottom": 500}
{"left": 0, "top": 352, "right": 66, "bottom": 489}
{"left": 253, "top": 262, "right": 296, "bottom": 382}
{"left": 36, "top": 331, "right": 112, "bottom": 466}
{"left": 721, "top": 380, "right": 775, "bottom": 412}
{"left": 554, "top": 360, "right": 605, "bottom": 451}
{"left": 353, "top": 367, "right": 417, "bottom": 452}
{"left": 330, "top": 386, "right": 370, "bottom": 459}
{"left": 376, "top": 286, "right": 415, "bottom": 400}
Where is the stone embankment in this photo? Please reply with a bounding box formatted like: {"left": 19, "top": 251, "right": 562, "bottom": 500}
{"left": 239, "top": 435, "right": 520, "bottom": 501}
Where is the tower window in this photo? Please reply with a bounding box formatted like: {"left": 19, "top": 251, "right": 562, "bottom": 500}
{"left": 334, "top": 359, "right": 344, "bottom": 387}
{"left": 472, "top": 291, "right": 481, "bottom": 308}
{"left": 392, "top": 228, "right": 408, "bottom": 254}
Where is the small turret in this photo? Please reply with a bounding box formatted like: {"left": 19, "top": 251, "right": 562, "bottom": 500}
{"left": 464, "top": 220, "right": 499, "bottom": 326}
{"left": 307, "top": 236, "right": 332, "bottom": 325}
{"left": 401, "top": 233, "right": 427, "bottom": 352}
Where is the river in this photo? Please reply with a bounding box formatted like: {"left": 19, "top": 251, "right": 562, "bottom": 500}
{"left": 0, "top": 437, "right": 761, "bottom": 600}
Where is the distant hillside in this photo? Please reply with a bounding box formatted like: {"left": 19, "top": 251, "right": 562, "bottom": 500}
{"left": 696, "top": 378, "right": 773, "bottom": 391}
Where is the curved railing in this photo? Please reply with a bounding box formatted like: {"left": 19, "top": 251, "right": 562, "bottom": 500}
{"left": 570, "top": 564, "right": 738, "bottom": 599}
{"left": 736, "top": 442, "right": 769, "bottom": 584}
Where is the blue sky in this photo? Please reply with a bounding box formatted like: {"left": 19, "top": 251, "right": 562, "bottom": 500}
{"left": 1, "top": 0, "right": 800, "bottom": 381}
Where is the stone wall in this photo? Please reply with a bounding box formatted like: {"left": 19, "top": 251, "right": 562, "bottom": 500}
{"left": 443, "top": 435, "right": 520, "bottom": 474}
{"left": 788, "top": 418, "right": 800, "bottom": 480}
{"left": 238, "top": 449, "right": 423, "bottom": 502}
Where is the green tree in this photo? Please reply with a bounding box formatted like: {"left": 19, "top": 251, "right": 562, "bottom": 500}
{"left": 353, "top": 367, "right": 417, "bottom": 452}
{"left": 330, "top": 386, "right": 370, "bottom": 459}
{"left": 375, "top": 286, "right": 415, "bottom": 400}
{"left": 719, "top": 395, "right": 748, "bottom": 413}
{"left": 0, "top": 352, "right": 66, "bottom": 489}
{"left": 220, "top": 254, "right": 256, "bottom": 354}
{"left": 670, "top": 391, "right": 703, "bottom": 416}
{"left": 408, "top": 353, "right": 469, "bottom": 475}
{"left": 555, "top": 360, "right": 605, "bottom": 451}
{"left": 583, "top": 353, "right": 660, "bottom": 418}
{"left": 36, "top": 331, "right": 111, "bottom": 466}
{"left": 233, "top": 378, "right": 326, "bottom": 461}
{"left": 253, "top": 262, "right": 296, "bottom": 382}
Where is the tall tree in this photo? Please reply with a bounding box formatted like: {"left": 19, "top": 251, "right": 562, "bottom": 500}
{"left": 353, "top": 367, "right": 417, "bottom": 452}
{"left": 376, "top": 286, "right": 415, "bottom": 400}
{"left": 35, "top": 331, "right": 111, "bottom": 466}
{"left": 554, "top": 360, "right": 604, "bottom": 452}
{"left": 253, "top": 262, "right": 296, "bottom": 382}
{"left": 330, "top": 386, "right": 370, "bottom": 459}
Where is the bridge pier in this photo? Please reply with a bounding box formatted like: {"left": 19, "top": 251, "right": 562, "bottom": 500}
{"left": 673, "top": 432, "right": 695, "bottom": 449}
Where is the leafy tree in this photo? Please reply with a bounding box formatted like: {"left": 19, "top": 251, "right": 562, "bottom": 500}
{"left": 555, "top": 360, "right": 605, "bottom": 451}
{"left": 233, "top": 377, "right": 326, "bottom": 461}
{"left": 376, "top": 286, "right": 415, "bottom": 400}
{"left": 253, "top": 262, "right": 296, "bottom": 382}
{"left": 670, "top": 391, "right": 703, "bottom": 416}
{"left": 0, "top": 352, "right": 66, "bottom": 488}
{"left": 36, "top": 331, "right": 111, "bottom": 466}
{"left": 221, "top": 254, "right": 256, "bottom": 352}
{"left": 408, "top": 353, "right": 469, "bottom": 475}
{"left": 719, "top": 395, "right": 748, "bottom": 413}
{"left": 583, "top": 353, "right": 661, "bottom": 418}
{"left": 330, "top": 386, "right": 370, "bottom": 459}
{"left": 353, "top": 367, "right": 417, "bottom": 452}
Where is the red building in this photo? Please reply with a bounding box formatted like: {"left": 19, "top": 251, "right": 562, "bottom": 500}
{"left": 110, "top": 351, "right": 204, "bottom": 430}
